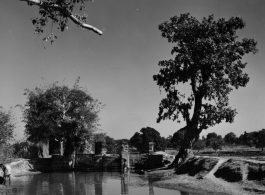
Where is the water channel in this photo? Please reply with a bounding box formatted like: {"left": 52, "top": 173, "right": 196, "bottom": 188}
{"left": 0, "top": 172, "right": 193, "bottom": 195}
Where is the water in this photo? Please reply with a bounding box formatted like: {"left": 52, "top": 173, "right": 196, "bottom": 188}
{"left": 0, "top": 172, "right": 192, "bottom": 195}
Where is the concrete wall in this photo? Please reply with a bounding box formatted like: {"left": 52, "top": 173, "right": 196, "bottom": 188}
{"left": 47, "top": 154, "right": 122, "bottom": 172}
{"left": 51, "top": 155, "right": 74, "bottom": 171}
{"left": 147, "top": 155, "right": 163, "bottom": 169}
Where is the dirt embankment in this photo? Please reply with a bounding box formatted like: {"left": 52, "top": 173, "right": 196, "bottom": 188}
{"left": 0, "top": 158, "right": 49, "bottom": 178}
{"left": 150, "top": 156, "right": 265, "bottom": 195}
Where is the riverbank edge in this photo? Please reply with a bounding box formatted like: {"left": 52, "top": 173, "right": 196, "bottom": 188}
{"left": 6, "top": 157, "right": 265, "bottom": 195}
{"left": 149, "top": 156, "right": 265, "bottom": 195}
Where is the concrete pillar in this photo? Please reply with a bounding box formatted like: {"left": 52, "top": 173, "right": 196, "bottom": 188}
{"left": 95, "top": 142, "right": 106, "bottom": 155}
{"left": 60, "top": 141, "right": 64, "bottom": 156}
{"left": 149, "top": 142, "right": 154, "bottom": 154}
{"left": 95, "top": 142, "right": 103, "bottom": 155}
{"left": 121, "top": 143, "right": 130, "bottom": 170}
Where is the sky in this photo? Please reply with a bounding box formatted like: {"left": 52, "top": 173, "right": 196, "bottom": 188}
{"left": 0, "top": 0, "right": 265, "bottom": 141}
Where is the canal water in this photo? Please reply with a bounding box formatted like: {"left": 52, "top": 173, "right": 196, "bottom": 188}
{"left": 0, "top": 172, "right": 193, "bottom": 195}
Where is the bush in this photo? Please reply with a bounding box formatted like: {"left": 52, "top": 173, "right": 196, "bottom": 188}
{"left": 13, "top": 141, "right": 43, "bottom": 158}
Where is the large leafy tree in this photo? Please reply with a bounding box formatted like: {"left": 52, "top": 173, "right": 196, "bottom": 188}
{"left": 153, "top": 13, "right": 258, "bottom": 166}
{"left": 19, "top": 0, "right": 102, "bottom": 44}
{"left": 21, "top": 78, "right": 104, "bottom": 158}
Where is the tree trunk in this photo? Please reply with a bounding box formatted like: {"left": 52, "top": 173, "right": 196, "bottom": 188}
{"left": 170, "top": 126, "right": 199, "bottom": 168}
{"left": 170, "top": 93, "right": 202, "bottom": 168}
{"left": 170, "top": 147, "right": 194, "bottom": 168}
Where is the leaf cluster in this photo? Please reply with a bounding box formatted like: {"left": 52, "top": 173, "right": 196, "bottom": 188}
{"left": 130, "top": 127, "right": 167, "bottom": 153}
{"left": 0, "top": 107, "right": 16, "bottom": 145}
{"left": 29, "top": 0, "right": 94, "bottom": 45}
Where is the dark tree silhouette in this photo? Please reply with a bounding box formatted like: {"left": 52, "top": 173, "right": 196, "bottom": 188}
{"left": 130, "top": 127, "right": 166, "bottom": 153}
{"left": 153, "top": 13, "right": 258, "bottom": 166}
{"left": 224, "top": 132, "right": 237, "bottom": 145}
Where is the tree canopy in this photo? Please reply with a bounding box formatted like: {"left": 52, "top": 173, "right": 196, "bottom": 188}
{"left": 171, "top": 127, "right": 186, "bottom": 148}
{"left": 239, "top": 129, "right": 265, "bottom": 151}
{"left": 20, "top": 78, "right": 104, "bottom": 155}
{"left": 20, "top": 0, "right": 102, "bottom": 44}
{"left": 130, "top": 127, "right": 166, "bottom": 153}
{"left": 224, "top": 132, "right": 237, "bottom": 145}
{"left": 92, "top": 133, "right": 129, "bottom": 154}
{"left": 153, "top": 13, "right": 258, "bottom": 165}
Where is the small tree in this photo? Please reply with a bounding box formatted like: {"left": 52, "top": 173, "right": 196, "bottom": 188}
{"left": 210, "top": 138, "right": 222, "bottom": 153}
{"left": 193, "top": 139, "right": 206, "bottom": 153}
{"left": 258, "top": 129, "right": 265, "bottom": 151}
{"left": 105, "top": 136, "right": 118, "bottom": 154}
{"left": 20, "top": 0, "right": 102, "bottom": 45}
{"left": 205, "top": 132, "right": 218, "bottom": 146}
{"left": 224, "top": 132, "right": 237, "bottom": 145}
{"left": 153, "top": 13, "right": 258, "bottom": 166}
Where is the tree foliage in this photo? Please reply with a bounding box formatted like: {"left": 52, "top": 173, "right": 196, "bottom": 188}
{"left": 224, "top": 132, "right": 237, "bottom": 145}
{"left": 130, "top": 127, "right": 166, "bottom": 153}
{"left": 239, "top": 129, "right": 265, "bottom": 151}
{"left": 0, "top": 107, "right": 16, "bottom": 162}
{"left": 20, "top": 0, "right": 102, "bottom": 45}
{"left": 103, "top": 136, "right": 116, "bottom": 154}
{"left": 210, "top": 138, "right": 222, "bottom": 152}
{"left": 92, "top": 133, "right": 129, "bottom": 154}
{"left": 205, "top": 132, "right": 223, "bottom": 148}
{"left": 0, "top": 107, "right": 16, "bottom": 145}
{"left": 206, "top": 132, "right": 218, "bottom": 140}
{"left": 258, "top": 129, "right": 265, "bottom": 151}
{"left": 153, "top": 13, "right": 258, "bottom": 164}
{"left": 193, "top": 139, "right": 206, "bottom": 152}
{"left": 171, "top": 127, "right": 186, "bottom": 148}
{"left": 20, "top": 78, "right": 104, "bottom": 155}
{"left": 172, "top": 128, "right": 206, "bottom": 152}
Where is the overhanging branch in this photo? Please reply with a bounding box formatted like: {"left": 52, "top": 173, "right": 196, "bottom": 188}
{"left": 20, "top": 0, "right": 103, "bottom": 35}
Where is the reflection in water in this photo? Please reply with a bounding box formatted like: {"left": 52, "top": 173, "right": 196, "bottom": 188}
{"left": 121, "top": 173, "right": 129, "bottom": 194}
{"left": 148, "top": 179, "right": 154, "bottom": 195}
{"left": 94, "top": 172, "right": 103, "bottom": 195}
{"left": 0, "top": 172, "right": 192, "bottom": 195}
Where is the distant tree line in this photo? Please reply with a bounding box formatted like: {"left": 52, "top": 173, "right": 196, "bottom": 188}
{"left": 128, "top": 127, "right": 265, "bottom": 154}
